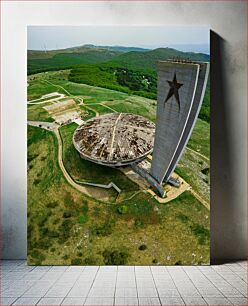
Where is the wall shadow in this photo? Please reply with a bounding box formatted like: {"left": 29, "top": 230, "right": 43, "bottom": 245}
{"left": 210, "top": 31, "right": 245, "bottom": 263}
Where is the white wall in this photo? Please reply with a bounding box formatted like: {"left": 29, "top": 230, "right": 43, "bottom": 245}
{"left": 1, "top": 1, "right": 247, "bottom": 260}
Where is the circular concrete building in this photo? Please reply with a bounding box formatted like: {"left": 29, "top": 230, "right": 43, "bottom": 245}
{"left": 73, "top": 113, "right": 155, "bottom": 166}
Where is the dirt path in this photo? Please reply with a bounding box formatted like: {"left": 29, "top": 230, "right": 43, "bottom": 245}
{"left": 189, "top": 188, "right": 210, "bottom": 210}
{"left": 83, "top": 104, "right": 99, "bottom": 117}
{"left": 100, "top": 103, "right": 117, "bottom": 113}
{"left": 43, "top": 80, "right": 71, "bottom": 96}
{"left": 53, "top": 128, "right": 92, "bottom": 197}
{"left": 42, "top": 80, "right": 100, "bottom": 117}
{"left": 186, "top": 146, "right": 209, "bottom": 162}
{"left": 28, "top": 121, "right": 118, "bottom": 200}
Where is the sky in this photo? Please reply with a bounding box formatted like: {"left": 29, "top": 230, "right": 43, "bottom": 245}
{"left": 27, "top": 26, "right": 210, "bottom": 54}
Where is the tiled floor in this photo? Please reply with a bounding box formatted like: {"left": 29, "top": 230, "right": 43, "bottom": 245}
{"left": 1, "top": 260, "right": 247, "bottom": 306}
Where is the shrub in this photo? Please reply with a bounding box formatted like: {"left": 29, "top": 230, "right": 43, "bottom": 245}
{"left": 102, "top": 249, "right": 129, "bottom": 265}
{"left": 38, "top": 213, "right": 49, "bottom": 227}
{"left": 190, "top": 223, "right": 210, "bottom": 245}
{"left": 176, "top": 214, "right": 189, "bottom": 223}
{"left": 58, "top": 219, "right": 73, "bottom": 243}
{"left": 71, "top": 258, "right": 83, "bottom": 265}
{"left": 93, "top": 207, "right": 101, "bottom": 217}
{"left": 138, "top": 244, "right": 147, "bottom": 251}
{"left": 63, "top": 211, "right": 72, "bottom": 218}
{"left": 40, "top": 227, "right": 48, "bottom": 235}
{"left": 201, "top": 167, "right": 210, "bottom": 175}
{"left": 175, "top": 261, "right": 182, "bottom": 265}
{"left": 30, "top": 249, "right": 46, "bottom": 262}
{"left": 62, "top": 255, "right": 69, "bottom": 260}
{"left": 46, "top": 201, "right": 58, "bottom": 208}
{"left": 64, "top": 191, "right": 75, "bottom": 207}
{"left": 47, "top": 230, "right": 59, "bottom": 238}
{"left": 117, "top": 205, "right": 128, "bottom": 215}
{"left": 81, "top": 202, "right": 89, "bottom": 214}
{"left": 83, "top": 257, "right": 98, "bottom": 265}
{"left": 79, "top": 215, "right": 87, "bottom": 224}
{"left": 34, "top": 239, "right": 51, "bottom": 250}
{"left": 90, "top": 218, "right": 114, "bottom": 236}
{"left": 27, "top": 153, "right": 39, "bottom": 163}
{"left": 134, "top": 219, "right": 144, "bottom": 228}
{"left": 33, "top": 179, "right": 40, "bottom": 185}
{"left": 77, "top": 252, "right": 83, "bottom": 257}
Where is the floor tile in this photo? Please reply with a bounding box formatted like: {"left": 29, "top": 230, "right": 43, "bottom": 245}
{"left": 0, "top": 297, "right": 18, "bottom": 306}
{"left": 1, "top": 260, "right": 247, "bottom": 306}
{"left": 37, "top": 297, "right": 64, "bottom": 305}
{"left": 228, "top": 297, "right": 248, "bottom": 305}
{"left": 116, "top": 279, "right": 136, "bottom": 287}
{"left": 88, "top": 287, "right": 115, "bottom": 298}
{"left": 160, "top": 297, "right": 185, "bottom": 305}
{"left": 12, "top": 297, "right": 41, "bottom": 305}
{"left": 204, "top": 297, "right": 233, "bottom": 305}
{"left": 61, "top": 297, "right": 86, "bottom": 305}
{"left": 182, "top": 297, "right": 207, "bottom": 305}
{"left": 115, "top": 287, "right": 137, "bottom": 298}
{"left": 139, "top": 297, "right": 161, "bottom": 305}
{"left": 44, "top": 284, "right": 73, "bottom": 297}
{"left": 138, "top": 287, "right": 158, "bottom": 298}
{"left": 67, "top": 285, "right": 91, "bottom": 297}
{"left": 84, "top": 297, "right": 114, "bottom": 305}
{"left": 115, "top": 297, "right": 139, "bottom": 305}
{"left": 157, "top": 288, "right": 180, "bottom": 298}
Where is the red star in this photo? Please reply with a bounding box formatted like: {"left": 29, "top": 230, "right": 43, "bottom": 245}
{"left": 164, "top": 73, "right": 183, "bottom": 110}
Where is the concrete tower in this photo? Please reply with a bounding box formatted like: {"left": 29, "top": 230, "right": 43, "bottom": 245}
{"left": 150, "top": 60, "right": 209, "bottom": 196}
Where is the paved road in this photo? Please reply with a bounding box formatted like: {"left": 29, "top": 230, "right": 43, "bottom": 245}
{"left": 27, "top": 121, "right": 58, "bottom": 131}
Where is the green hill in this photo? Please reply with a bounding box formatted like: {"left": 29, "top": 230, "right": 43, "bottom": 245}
{"left": 28, "top": 46, "right": 210, "bottom": 122}
{"left": 28, "top": 46, "right": 209, "bottom": 75}
{"left": 83, "top": 44, "right": 150, "bottom": 53}
{"left": 27, "top": 48, "right": 121, "bottom": 74}
{"left": 108, "top": 47, "right": 209, "bottom": 70}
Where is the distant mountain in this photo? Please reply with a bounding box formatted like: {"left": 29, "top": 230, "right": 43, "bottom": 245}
{"left": 28, "top": 44, "right": 149, "bottom": 60}
{"left": 108, "top": 47, "right": 210, "bottom": 71}
{"left": 27, "top": 48, "right": 121, "bottom": 74}
{"left": 27, "top": 46, "right": 210, "bottom": 75}
{"left": 83, "top": 44, "right": 150, "bottom": 53}
{"left": 28, "top": 45, "right": 123, "bottom": 60}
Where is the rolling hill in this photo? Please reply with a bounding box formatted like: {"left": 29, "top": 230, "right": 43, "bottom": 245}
{"left": 27, "top": 45, "right": 210, "bottom": 122}
{"left": 108, "top": 47, "right": 209, "bottom": 71}
{"left": 28, "top": 48, "right": 121, "bottom": 74}
{"left": 28, "top": 45, "right": 209, "bottom": 75}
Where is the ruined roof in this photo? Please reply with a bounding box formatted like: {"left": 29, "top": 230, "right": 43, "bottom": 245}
{"left": 73, "top": 113, "right": 155, "bottom": 166}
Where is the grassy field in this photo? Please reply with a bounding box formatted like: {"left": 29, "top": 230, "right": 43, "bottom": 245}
{"left": 27, "top": 71, "right": 156, "bottom": 122}
{"left": 59, "top": 123, "right": 140, "bottom": 201}
{"left": 27, "top": 70, "right": 210, "bottom": 265}
{"left": 176, "top": 149, "right": 210, "bottom": 203}
{"left": 27, "top": 104, "right": 54, "bottom": 122}
{"left": 187, "top": 118, "right": 210, "bottom": 158}
{"left": 28, "top": 46, "right": 210, "bottom": 122}
{"left": 28, "top": 126, "right": 210, "bottom": 265}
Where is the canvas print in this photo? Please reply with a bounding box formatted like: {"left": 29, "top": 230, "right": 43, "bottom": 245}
{"left": 27, "top": 26, "right": 210, "bottom": 265}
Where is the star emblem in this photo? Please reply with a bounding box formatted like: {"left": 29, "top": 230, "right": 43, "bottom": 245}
{"left": 164, "top": 73, "right": 183, "bottom": 110}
